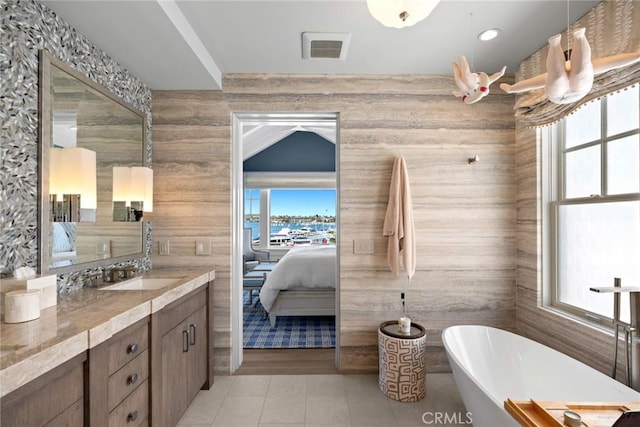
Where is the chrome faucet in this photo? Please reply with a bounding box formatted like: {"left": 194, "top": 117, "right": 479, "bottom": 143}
{"left": 590, "top": 277, "right": 640, "bottom": 392}
{"left": 103, "top": 266, "right": 139, "bottom": 283}
{"left": 83, "top": 272, "right": 102, "bottom": 288}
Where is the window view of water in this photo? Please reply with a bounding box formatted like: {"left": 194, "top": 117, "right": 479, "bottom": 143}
{"left": 244, "top": 220, "right": 336, "bottom": 246}
{"left": 245, "top": 189, "right": 336, "bottom": 246}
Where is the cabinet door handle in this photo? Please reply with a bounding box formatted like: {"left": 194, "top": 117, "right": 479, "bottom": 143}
{"left": 189, "top": 324, "right": 196, "bottom": 346}
{"left": 183, "top": 330, "right": 189, "bottom": 352}
{"left": 127, "top": 373, "right": 139, "bottom": 385}
{"left": 127, "top": 409, "right": 139, "bottom": 423}
{"left": 127, "top": 343, "right": 139, "bottom": 354}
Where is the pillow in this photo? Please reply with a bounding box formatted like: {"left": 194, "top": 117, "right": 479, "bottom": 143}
{"left": 51, "top": 222, "right": 73, "bottom": 253}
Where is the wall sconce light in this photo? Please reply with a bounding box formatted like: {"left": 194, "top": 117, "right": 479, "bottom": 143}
{"left": 49, "top": 147, "right": 97, "bottom": 222}
{"left": 112, "top": 166, "right": 153, "bottom": 222}
{"left": 366, "top": 0, "right": 440, "bottom": 28}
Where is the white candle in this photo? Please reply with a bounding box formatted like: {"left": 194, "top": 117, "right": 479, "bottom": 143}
{"left": 398, "top": 316, "right": 411, "bottom": 334}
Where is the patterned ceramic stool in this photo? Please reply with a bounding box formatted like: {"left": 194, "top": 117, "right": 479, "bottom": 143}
{"left": 378, "top": 320, "right": 426, "bottom": 402}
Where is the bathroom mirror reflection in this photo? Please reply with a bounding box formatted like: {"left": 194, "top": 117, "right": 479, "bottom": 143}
{"left": 38, "top": 50, "right": 145, "bottom": 273}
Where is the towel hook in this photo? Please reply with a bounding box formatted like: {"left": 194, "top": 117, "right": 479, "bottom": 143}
{"left": 468, "top": 155, "right": 479, "bottom": 164}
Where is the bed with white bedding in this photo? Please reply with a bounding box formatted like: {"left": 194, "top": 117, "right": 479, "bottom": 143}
{"left": 50, "top": 222, "right": 76, "bottom": 267}
{"left": 259, "top": 245, "right": 336, "bottom": 327}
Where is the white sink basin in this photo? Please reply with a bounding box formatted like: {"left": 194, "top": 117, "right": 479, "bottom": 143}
{"left": 100, "top": 278, "right": 177, "bottom": 291}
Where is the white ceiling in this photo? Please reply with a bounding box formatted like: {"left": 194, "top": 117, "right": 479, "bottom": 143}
{"left": 41, "top": 0, "right": 601, "bottom": 91}
{"left": 40, "top": 0, "right": 600, "bottom": 156}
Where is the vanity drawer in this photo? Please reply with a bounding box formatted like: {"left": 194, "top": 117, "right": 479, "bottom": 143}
{"left": 108, "top": 322, "right": 149, "bottom": 375}
{"left": 108, "top": 349, "right": 149, "bottom": 412}
{"left": 108, "top": 379, "right": 149, "bottom": 427}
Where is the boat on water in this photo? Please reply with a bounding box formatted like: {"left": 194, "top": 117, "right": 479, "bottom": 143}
{"left": 268, "top": 227, "right": 334, "bottom": 246}
{"left": 270, "top": 227, "right": 292, "bottom": 245}
{"left": 289, "top": 230, "right": 333, "bottom": 246}
{"left": 248, "top": 224, "right": 336, "bottom": 246}
{"left": 289, "top": 237, "right": 312, "bottom": 245}
{"left": 293, "top": 227, "right": 314, "bottom": 236}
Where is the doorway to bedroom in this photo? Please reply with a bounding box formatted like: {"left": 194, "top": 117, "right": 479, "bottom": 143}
{"left": 231, "top": 113, "right": 339, "bottom": 373}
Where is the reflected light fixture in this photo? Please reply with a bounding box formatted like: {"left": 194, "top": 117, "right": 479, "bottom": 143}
{"left": 112, "top": 166, "right": 153, "bottom": 222}
{"left": 366, "top": 0, "right": 440, "bottom": 28}
{"left": 477, "top": 28, "right": 501, "bottom": 41}
{"left": 49, "top": 147, "right": 97, "bottom": 222}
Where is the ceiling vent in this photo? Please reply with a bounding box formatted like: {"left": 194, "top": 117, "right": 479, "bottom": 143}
{"left": 302, "top": 32, "right": 351, "bottom": 60}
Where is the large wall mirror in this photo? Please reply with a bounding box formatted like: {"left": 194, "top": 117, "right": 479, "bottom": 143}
{"left": 38, "top": 50, "right": 146, "bottom": 274}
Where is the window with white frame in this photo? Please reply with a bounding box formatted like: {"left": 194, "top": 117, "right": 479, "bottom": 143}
{"left": 244, "top": 188, "right": 336, "bottom": 248}
{"left": 544, "top": 84, "right": 640, "bottom": 325}
{"left": 244, "top": 188, "right": 261, "bottom": 241}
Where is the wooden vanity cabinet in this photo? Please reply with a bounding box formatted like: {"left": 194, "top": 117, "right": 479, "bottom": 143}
{"left": 87, "top": 317, "right": 150, "bottom": 427}
{"left": 150, "top": 283, "right": 213, "bottom": 427}
{"left": 1, "top": 352, "right": 86, "bottom": 426}
{"left": 0, "top": 278, "right": 213, "bottom": 426}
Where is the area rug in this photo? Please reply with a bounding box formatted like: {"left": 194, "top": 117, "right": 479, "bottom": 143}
{"left": 243, "top": 291, "right": 335, "bottom": 349}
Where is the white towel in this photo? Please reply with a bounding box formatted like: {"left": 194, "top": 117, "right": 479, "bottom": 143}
{"left": 382, "top": 156, "right": 416, "bottom": 281}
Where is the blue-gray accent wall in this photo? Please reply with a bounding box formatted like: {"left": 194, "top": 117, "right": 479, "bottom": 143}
{"left": 244, "top": 131, "right": 335, "bottom": 172}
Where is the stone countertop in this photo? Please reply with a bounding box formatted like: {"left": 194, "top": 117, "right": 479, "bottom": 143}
{"left": 0, "top": 268, "right": 215, "bottom": 398}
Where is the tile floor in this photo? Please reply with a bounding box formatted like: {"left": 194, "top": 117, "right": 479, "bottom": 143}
{"left": 177, "top": 373, "right": 468, "bottom": 427}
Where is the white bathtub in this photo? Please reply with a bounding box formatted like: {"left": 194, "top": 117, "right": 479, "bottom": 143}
{"left": 442, "top": 325, "right": 640, "bottom": 427}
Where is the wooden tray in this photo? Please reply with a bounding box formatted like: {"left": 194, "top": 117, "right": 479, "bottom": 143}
{"left": 505, "top": 399, "right": 640, "bottom": 427}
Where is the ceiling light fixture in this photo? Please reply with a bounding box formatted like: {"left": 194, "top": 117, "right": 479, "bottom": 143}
{"left": 477, "top": 28, "right": 501, "bottom": 41}
{"left": 366, "top": 0, "right": 440, "bottom": 29}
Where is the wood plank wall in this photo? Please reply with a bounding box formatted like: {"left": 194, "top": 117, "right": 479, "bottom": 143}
{"left": 151, "top": 74, "right": 517, "bottom": 374}
{"left": 52, "top": 95, "right": 144, "bottom": 265}
{"left": 75, "top": 100, "right": 144, "bottom": 262}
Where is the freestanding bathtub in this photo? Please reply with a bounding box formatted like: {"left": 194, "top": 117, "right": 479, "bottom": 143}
{"left": 442, "top": 325, "right": 640, "bottom": 427}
